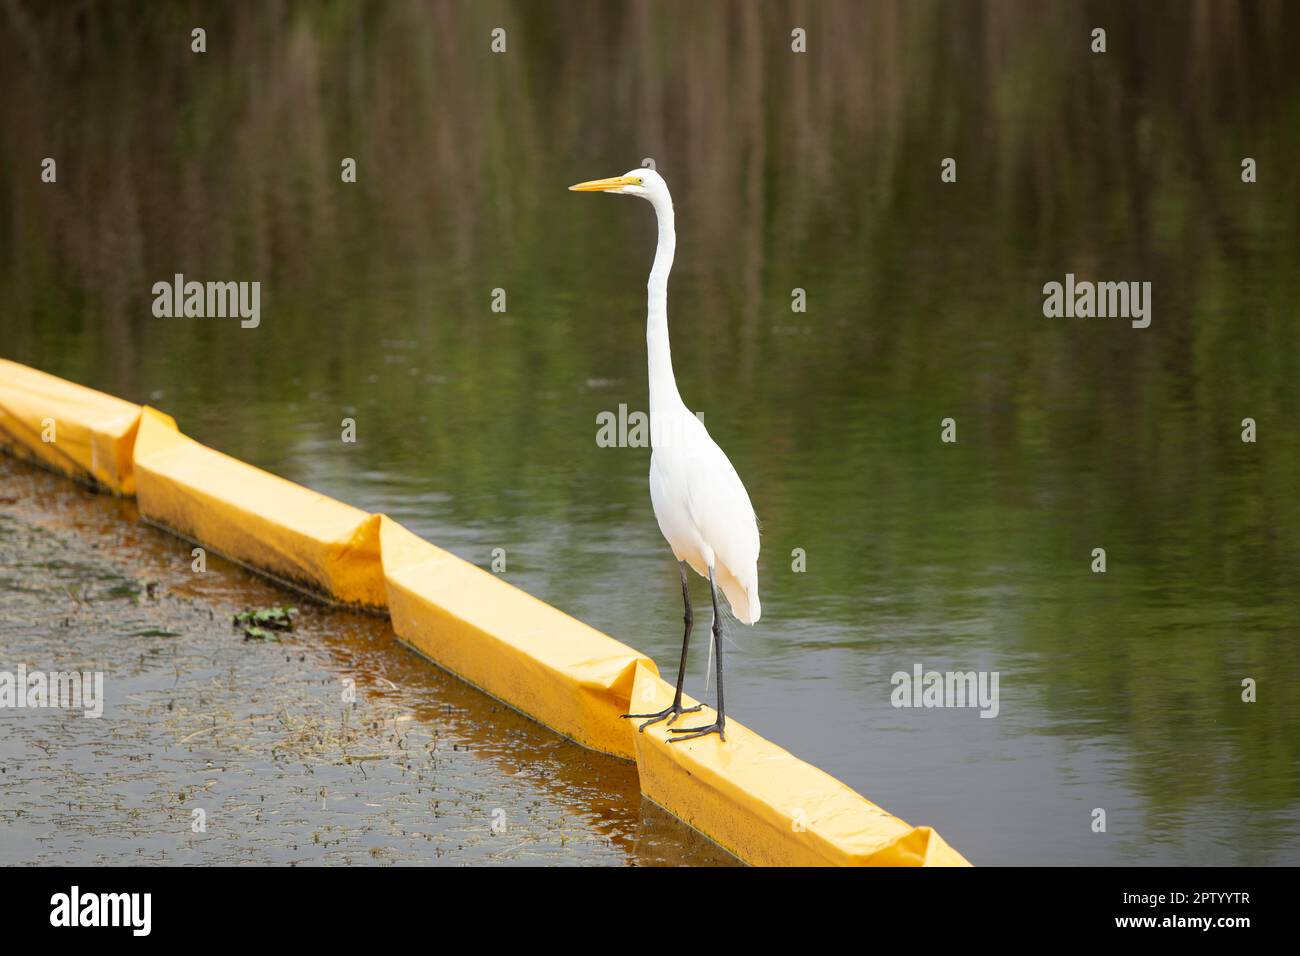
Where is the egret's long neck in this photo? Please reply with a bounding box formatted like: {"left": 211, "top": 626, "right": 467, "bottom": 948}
{"left": 647, "top": 197, "right": 684, "bottom": 423}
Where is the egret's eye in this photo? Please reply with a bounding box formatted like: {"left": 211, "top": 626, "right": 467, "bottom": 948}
{"left": 636, "top": 177, "right": 644, "bottom": 185}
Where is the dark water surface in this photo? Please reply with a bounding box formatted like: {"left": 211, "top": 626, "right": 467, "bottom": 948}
{"left": 2, "top": 1, "right": 1298, "bottom": 865}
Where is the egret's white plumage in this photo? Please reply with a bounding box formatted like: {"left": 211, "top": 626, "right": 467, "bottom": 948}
{"left": 648, "top": 413, "right": 761, "bottom": 624}
{"left": 573, "top": 168, "right": 761, "bottom": 622}
{"left": 570, "top": 167, "right": 760, "bottom": 742}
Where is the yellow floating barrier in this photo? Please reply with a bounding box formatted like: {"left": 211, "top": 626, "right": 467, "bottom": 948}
{"left": 132, "top": 407, "right": 386, "bottom": 607}
{"left": 629, "top": 663, "right": 971, "bottom": 866}
{"left": 381, "top": 516, "right": 654, "bottom": 759}
{"left": 0, "top": 359, "right": 142, "bottom": 494}
{"left": 1, "top": 360, "right": 970, "bottom": 865}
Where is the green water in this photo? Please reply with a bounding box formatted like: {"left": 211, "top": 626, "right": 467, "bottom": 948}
{"left": 2, "top": 1, "right": 1298, "bottom": 865}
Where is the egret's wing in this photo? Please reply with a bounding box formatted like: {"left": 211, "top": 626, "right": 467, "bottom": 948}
{"left": 682, "top": 423, "right": 761, "bottom": 622}
{"left": 648, "top": 450, "right": 695, "bottom": 565}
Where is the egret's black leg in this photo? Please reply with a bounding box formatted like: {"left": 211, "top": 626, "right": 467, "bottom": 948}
{"left": 669, "top": 565, "right": 726, "bottom": 743}
{"left": 622, "top": 561, "right": 704, "bottom": 731}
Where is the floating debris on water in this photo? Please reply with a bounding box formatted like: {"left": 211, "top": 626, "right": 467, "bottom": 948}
{"left": 233, "top": 606, "right": 297, "bottom": 641}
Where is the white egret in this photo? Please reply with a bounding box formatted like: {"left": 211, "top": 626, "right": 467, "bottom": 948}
{"left": 570, "top": 168, "right": 761, "bottom": 743}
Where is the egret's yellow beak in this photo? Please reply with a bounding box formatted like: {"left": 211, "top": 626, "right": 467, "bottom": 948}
{"left": 569, "top": 175, "right": 638, "bottom": 192}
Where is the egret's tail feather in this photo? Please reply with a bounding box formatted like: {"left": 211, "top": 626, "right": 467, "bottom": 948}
{"left": 719, "top": 575, "right": 760, "bottom": 625}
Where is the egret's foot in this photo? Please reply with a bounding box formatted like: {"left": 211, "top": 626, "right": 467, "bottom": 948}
{"left": 622, "top": 701, "right": 703, "bottom": 733}
{"left": 667, "top": 720, "right": 726, "bottom": 743}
